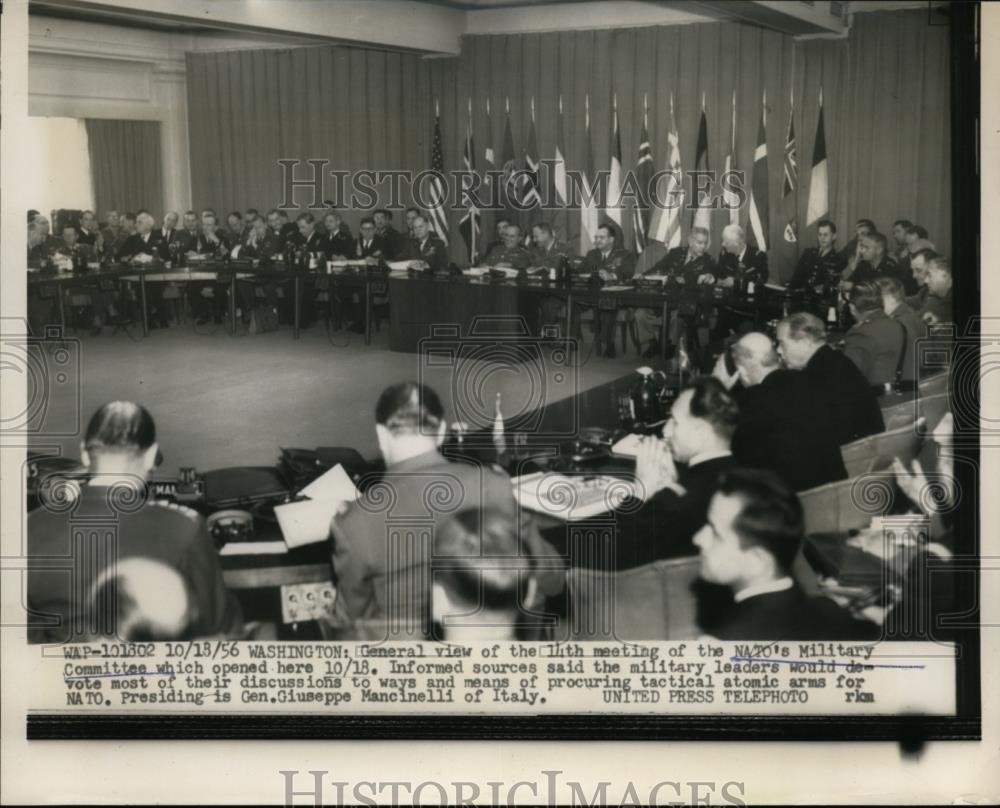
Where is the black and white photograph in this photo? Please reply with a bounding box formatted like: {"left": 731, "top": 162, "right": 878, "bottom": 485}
{"left": 1, "top": 0, "right": 995, "bottom": 804}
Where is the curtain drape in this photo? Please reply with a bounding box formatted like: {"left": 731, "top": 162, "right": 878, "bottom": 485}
{"left": 185, "top": 9, "right": 950, "bottom": 275}
{"left": 85, "top": 119, "right": 165, "bottom": 220}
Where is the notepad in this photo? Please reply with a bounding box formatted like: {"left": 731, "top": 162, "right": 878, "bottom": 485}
{"left": 513, "top": 471, "right": 636, "bottom": 521}
{"left": 300, "top": 464, "right": 358, "bottom": 502}
{"left": 219, "top": 540, "right": 289, "bottom": 556}
{"left": 273, "top": 464, "right": 359, "bottom": 548}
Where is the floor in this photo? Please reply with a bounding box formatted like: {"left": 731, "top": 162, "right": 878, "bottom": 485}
{"left": 27, "top": 320, "right": 647, "bottom": 474}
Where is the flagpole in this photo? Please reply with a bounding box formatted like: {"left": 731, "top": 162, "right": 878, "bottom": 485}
{"left": 468, "top": 96, "right": 476, "bottom": 261}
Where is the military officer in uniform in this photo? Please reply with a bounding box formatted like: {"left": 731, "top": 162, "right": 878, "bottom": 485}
{"left": 714, "top": 224, "right": 768, "bottom": 340}
{"left": 27, "top": 401, "right": 243, "bottom": 643}
{"left": 844, "top": 232, "right": 902, "bottom": 287}
{"left": 843, "top": 280, "right": 906, "bottom": 392}
{"left": 530, "top": 222, "right": 574, "bottom": 335}
{"left": 483, "top": 223, "right": 531, "bottom": 270}
{"left": 876, "top": 275, "right": 927, "bottom": 387}
{"left": 580, "top": 223, "right": 635, "bottom": 358}
{"left": 373, "top": 209, "right": 405, "bottom": 260}
{"left": 400, "top": 215, "right": 449, "bottom": 273}
{"left": 788, "top": 219, "right": 846, "bottom": 293}
{"left": 321, "top": 210, "right": 355, "bottom": 260}
{"left": 634, "top": 225, "right": 715, "bottom": 358}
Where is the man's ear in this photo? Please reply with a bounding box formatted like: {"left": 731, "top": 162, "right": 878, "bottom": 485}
{"left": 142, "top": 442, "right": 159, "bottom": 473}
{"left": 431, "top": 582, "right": 452, "bottom": 626}
{"left": 80, "top": 443, "right": 90, "bottom": 469}
{"left": 375, "top": 424, "right": 392, "bottom": 456}
{"left": 435, "top": 419, "right": 448, "bottom": 447}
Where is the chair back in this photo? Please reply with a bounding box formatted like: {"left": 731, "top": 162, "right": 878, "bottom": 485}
{"left": 841, "top": 422, "right": 924, "bottom": 477}
{"left": 566, "top": 555, "right": 701, "bottom": 641}
{"left": 918, "top": 371, "right": 949, "bottom": 397}
{"left": 798, "top": 472, "right": 893, "bottom": 535}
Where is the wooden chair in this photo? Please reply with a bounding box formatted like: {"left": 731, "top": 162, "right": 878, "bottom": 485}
{"left": 841, "top": 421, "right": 925, "bottom": 477}
{"left": 565, "top": 555, "right": 702, "bottom": 641}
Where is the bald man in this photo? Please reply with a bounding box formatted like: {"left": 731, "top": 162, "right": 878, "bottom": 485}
{"left": 716, "top": 332, "right": 848, "bottom": 492}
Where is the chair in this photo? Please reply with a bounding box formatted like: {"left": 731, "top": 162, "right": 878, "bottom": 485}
{"left": 841, "top": 422, "right": 925, "bottom": 477}
{"left": 798, "top": 472, "right": 894, "bottom": 535}
{"left": 565, "top": 555, "right": 702, "bottom": 641}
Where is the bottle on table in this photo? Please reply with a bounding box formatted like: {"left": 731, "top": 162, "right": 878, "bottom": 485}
{"left": 492, "top": 393, "right": 507, "bottom": 462}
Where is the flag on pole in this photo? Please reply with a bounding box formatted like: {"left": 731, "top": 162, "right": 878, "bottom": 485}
{"left": 483, "top": 98, "right": 496, "bottom": 240}
{"left": 552, "top": 95, "right": 571, "bottom": 243}
{"left": 501, "top": 96, "right": 517, "bottom": 217}
{"left": 723, "top": 90, "right": 740, "bottom": 226}
{"left": 606, "top": 94, "right": 624, "bottom": 229}
{"left": 747, "top": 90, "right": 769, "bottom": 251}
{"left": 692, "top": 92, "right": 712, "bottom": 232}
{"left": 427, "top": 101, "right": 449, "bottom": 244}
{"left": 806, "top": 87, "right": 829, "bottom": 227}
{"left": 459, "top": 98, "right": 480, "bottom": 260}
{"left": 632, "top": 94, "right": 654, "bottom": 253}
{"left": 579, "top": 94, "right": 600, "bottom": 254}
{"left": 782, "top": 88, "right": 798, "bottom": 244}
{"left": 521, "top": 96, "right": 542, "bottom": 243}
{"left": 648, "top": 93, "right": 684, "bottom": 248}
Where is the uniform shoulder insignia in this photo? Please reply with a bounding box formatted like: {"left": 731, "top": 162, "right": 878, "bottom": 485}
{"left": 151, "top": 499, "right": 200, "bottom": 520}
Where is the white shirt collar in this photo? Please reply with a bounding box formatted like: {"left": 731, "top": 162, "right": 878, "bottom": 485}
{"left": 688, "top": 449, "right": 732, "bottom": 467}
{"left": 734, "top": 576, "right": 794, "bottom": 604}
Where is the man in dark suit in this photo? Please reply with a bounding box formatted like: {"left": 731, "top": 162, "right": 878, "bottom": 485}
{"left": 117, "top": 211, "right": 163, "bottom": 261}
{"left": 722, "top": 332, "right": 847, "bottom": 492}
{"left": 843, "top": 281, "right": 906, "bottom": 391}
{"left": 482, "top": 217, "right": 512, "bottom": 257}
{"left": 775, "top": 312, "right": 884, "bottom": 446}
{"left": 321, "top": 211, "right": 355, "bottom": 259}
{"left": 76, "top": 210, "right": 101, "bottom": 249}
{"left": 716, "top": 223, "right": 768, "bottom": 287}
{"left": 373, "top": 209, "right": 405, "bottom": 260}
{"left": 175, "top": 210, "right": 200, "bottom": 256}
{"left": 613, "top": 377, "right": 739, "bottom": 569}
{"left": 634, "top": 226, "right": 716, "bottom": 357}
{"left": 693, "top": 468, "right": 879, "bottom": 640}
{"left": 917, "top": 256, "right": 954, "bottom": 326}
{"left": 355, "top": 217, "right": 386, "bottom": 259}
{"left": 400, "top": 215, "right": 448, "bottom": 272}
{"left": 787, "top": 218, "right": 846, "bottom": 292}
{"left": 580, "top": 223, "right": 635, "bottom": 358}
{"left": 530, "top": 221, "right": 575, "bottom": 335}
{"left": 233, "top": 215, "right": 281, "bottom": 325}
{"left": 877, "top": 276, "right": 927, "bottom": 386}
{"left": 329, "top": 383, "right": 563, "bottom": 634}
{"left": 838, "top": 218, "right": 875, "bottom": 270}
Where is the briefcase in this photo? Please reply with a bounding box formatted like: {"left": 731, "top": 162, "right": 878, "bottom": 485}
{"left": 202, "top": 466, "right": 292, "bottom": 509}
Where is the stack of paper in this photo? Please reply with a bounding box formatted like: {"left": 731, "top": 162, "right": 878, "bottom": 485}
{"left": 273, "top": 465, "right": 359, "bottom": 549}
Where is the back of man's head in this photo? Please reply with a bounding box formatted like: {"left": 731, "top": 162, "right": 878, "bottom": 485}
{"left": 876, "top": 275, "right": 905, "bottom": 306}
{"left": 687, "top": 376, "right": 739, "bottom": 442}
{"left": 717, "top": 468, "right": 804, "bottom": 574}
{"left": 84, "top": 401, "right": 156, "bottom": 458}
{"left": 849, "top": 281, "right": 883, "bottom": 314}
{"left": 432, "top": 508, "right": 531, "bottom": 639}
{"left": 375, "top": 382, "right": 444, "bottom": 437}
{"left": 733, "top": 332, "right": 780, "bottom": 385}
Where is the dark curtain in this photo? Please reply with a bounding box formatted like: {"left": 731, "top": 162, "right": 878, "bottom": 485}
{"left": 85, "top": 119, "right": 165, "bottom": 219}
{"left": 185, "top": 9, "right": 950, "bottom": 274}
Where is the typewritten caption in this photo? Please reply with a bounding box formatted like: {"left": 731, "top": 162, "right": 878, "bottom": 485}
{"left": 42, "top": 641, "right": 955, "bottom": 715}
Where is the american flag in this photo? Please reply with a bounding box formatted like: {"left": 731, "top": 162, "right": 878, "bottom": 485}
{"left": 427, "top": 103, "right": 449, "bottom": 245}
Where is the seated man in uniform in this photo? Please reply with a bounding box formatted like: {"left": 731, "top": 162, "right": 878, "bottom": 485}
{"left": 400, "top": 215, "right": 448, "bottom": 273}
{"left": 320, "top": 210, "right": 355, "bottom": 260}
{"left": 579, "top": 223, "right": 635, "bottom": 358}
{"left": 233, "top": 214, "right": 281, "bottom": 326}
{"left": 530, "top": 221, "right": 575, "bottom": 335}
{"left": 876, "top": 275, "right": 927, "bottom": 388}
{"left": 903, "top": 244, "right": 937, "bottom": 310}
{"left": 634, "top": 225, "right": 715, "bottom": 358}
{"left": 483, "top": 217, "right": 512, "bottom": 257}
{"left": 774, "top": 312, "right": 884, "bottom": 445}
{"left": 843, "top": 280, "right": 906, "bottom": 392}
{"left": 27, "top": 401, "right": 243, "bottom": 644}
{"left": 787, "top": 218, "right": 846, "bottom": 292}
{"left": 483, "top": 222, "right": 531, "bottom": 270}
{"left": 329, "top": 383, "right": 563, "bottom": 636}
{"left": 917, "top": 256, "right": 954, "bottom": 326}
{"left": 844, "top": 232, "right": 902, "bottom": 288}
{"left": 694, "top": 468, "right": 879, "bottom": 640}
{"left": 714, "top": 223, "right": 768, "bottom": 341}
{"left": 372, "top": 209, "right": 405, "bottom": 260}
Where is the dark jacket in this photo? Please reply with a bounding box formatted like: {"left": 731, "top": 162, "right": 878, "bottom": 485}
{"left": 581, "top": 246, "right": 636, "bottom": 279}
{"left": 716, "top": 244, "right": 768, "bottom": 285}
{"left": 651, "top": 246, "right": 717, "bottom": 285}
{"left": 802, "top": 344, "right": 884, "bottom": 446}
{"left": 355, "top": 234, "right": 388, "bottom": 259}
{"left": 375, "top": 225, "right": 406, "bottom": 260}
{"left": 240, "top": 228, "right": 280, "bottom": 261}
{"left": 529, "top": 239, "right": 574, "bottom": 270}
{"left": 117, "top": 230, "right": 164, "bottom": 261}
{"left": 484, "top": 243, "right": 532, "bottom": 270}
{"left": 400, "top": 234, "right": 449, "bottom": 272}
{"left": 321, "top": 224, "right": 355, "bottom": 260}
{"left": 850, "top": 256, "right": 901, "bottom": 285}
{"left": 709, "top": 583, "right": 880, "bottom": 641}
{"left": 733, "top": 368, "right": 848, "bottom": 492}
{"left": 28, "top": 485, "right": 243, "bottom": 644}
{"left": 888, "top": 301, "right": 929, "bottom": 382}
{"left": 844, "top": 308, "right": 906, "bottom": 387}
{"left": 788, "top": 246, "right": 846, "bottom": 291}
{"left": 614, "top": 454, "right": 737, "bottom": 569}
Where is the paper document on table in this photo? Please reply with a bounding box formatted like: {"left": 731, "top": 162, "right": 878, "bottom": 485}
{"left": 300, "top": 464, "right": 358, "bottom": 502}
{"left": 387, "top": 260, "right": 411, "bottom": 270}
{"left": 274, "top": 498, "right": 343, "bottom": 548}
{"left": 219, "top": 540, "right": 289, "bottom": 556}
{"left": 512, "top": 471, "right": 636, "bottom": 521}
{"left": 601, "top": 285, "right": 633, "bottom": 292}
{"left": 765, "top": 282, "right": 787, "bottom": 291}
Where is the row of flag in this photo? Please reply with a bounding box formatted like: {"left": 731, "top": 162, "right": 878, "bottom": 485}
{"left": 428, "top": 89, "right": 830, "bottom": 261}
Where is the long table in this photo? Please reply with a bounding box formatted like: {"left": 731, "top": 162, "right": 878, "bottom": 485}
{"left": 387, "top": 273, "right": 790, "bottom": 354}
{"left": 28, "top": 262, "right": 384, "bottom": 343}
